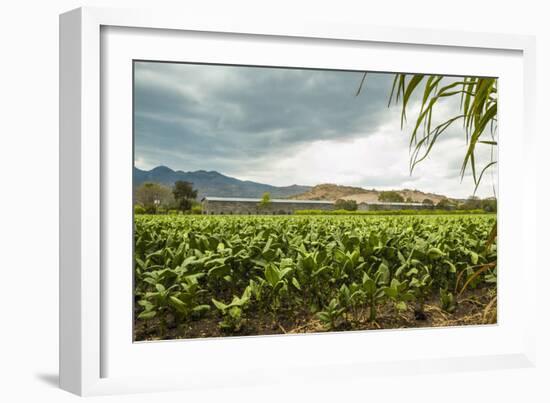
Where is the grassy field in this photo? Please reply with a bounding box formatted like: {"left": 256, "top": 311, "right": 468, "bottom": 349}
{"left": 134, "top": 214, "right": 497, "bottom": 340}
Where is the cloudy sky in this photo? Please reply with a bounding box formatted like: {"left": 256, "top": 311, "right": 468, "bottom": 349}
{"left": 134, "top": 61, "right": 498, "bottom": 199}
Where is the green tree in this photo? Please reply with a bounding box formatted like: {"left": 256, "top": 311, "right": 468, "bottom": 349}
{"left": 436, "top": 198, "right": 454, "bottom": 210}
{"left": 173, "top": 181, "right": 198, "bottom": 211}
{"left": 457, "top": 196, "right": 496, "bottom": 212}
{"left": 422, "top": 198, "right": 434, "bottom": 206}
{"left": 405, "top": 196, "right": 414, "bottom": 203}
{"left": 258, "top": 192, "right": 271, "bottom": 210}
{"left": 134, "top": 182, "right": 174, "bottom": 213}
{"left": 459, "top": 195, "right": 482, "bottom": 210}
{"left": 258, "top": 192, "right": 272, "bottom": 212}
{"left": 335, "top": 199, "right": 358, "bottom": 211}
{"left": 481, "top": 198, "right": 497, "bottom": 212}
{"left": 378, "top": 191, "right": 404, "bottom": 203}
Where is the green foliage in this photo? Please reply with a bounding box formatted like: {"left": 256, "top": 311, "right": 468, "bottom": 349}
{"left": 172, "top": 180, "right": 198, "bottom": 211}
{"left": 135, "top": 182, "right": 175, "bottom": 213}
{"left": 382, "top": 74, "right": 498, "bottom": 194}
{"left": 191, "top": 205, "right": 203, "bottom": 215}
{"left": 422, "top": 199, "right": 434, "bottom": 205}
{"left": 136, "top": 269, "right": 211, "bottom": 336}
{"left": 458, "top": 196, "right": 497, "bottom": 212}
{"left": 481, "top": 199, "right": 497, "bottom": 212}
{"left": 257, "top": 192, "right": 272, "bottom": 211}
{"left": 134, "top": 205, "right": 146, "bottom": 215}
{"left": 144, "top": 204, "right": 158, "bottom": 214}
{"left": 439, "top": 288, "right": 457, "bottom": 313}
{"left": 294, "top": 209, "right": 488, "bottom": 216}
{"left": 361, "top": 269, "right": 388, "bottom": 321}
{"left": 356, "top": 73, "right": 498, "bottom": 262}
{"left": 378, "top": 191, "right": 405, "bottom": 203}
{"left": 212, "top": 286, "right": 251, "bottom": 332}
{"left": 436, "top": 199, "right": 455, "bottom": 210}
{"left": 408, "top": 266, "right": 433, "bottom": 312}
{"left": 334, "top": 199, "right": 358, "bottom": 211}
{"left": 317, "top": 298, "right": 345, "bottom": 330}
{"left": 384, "top": 278, "right": 415, "bottom": 313}
{"left": 134, "top": 214, "right": 497, "bottom": 338}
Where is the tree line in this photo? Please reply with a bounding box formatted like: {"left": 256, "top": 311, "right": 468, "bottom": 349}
{"left": 332, "top": 192, "right": 496, "bottom": 212}
{"left": 134, "top": 181, "right": 200, "bottom": 214}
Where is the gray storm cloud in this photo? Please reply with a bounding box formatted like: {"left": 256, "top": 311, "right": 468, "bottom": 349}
{"left": 134, "top": 61, "right": 497, "bottom": 198}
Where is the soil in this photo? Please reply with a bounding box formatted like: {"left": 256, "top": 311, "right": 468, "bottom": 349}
{"left": 133, "top": 287, "right": 497, "bottom": 342}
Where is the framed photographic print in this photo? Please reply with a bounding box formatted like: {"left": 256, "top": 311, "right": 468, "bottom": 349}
{"left": 60, "top": 7, "right": 537, "bottom": 396}
{"left": 131, "top": 60, "right": 499, "bottom": 341}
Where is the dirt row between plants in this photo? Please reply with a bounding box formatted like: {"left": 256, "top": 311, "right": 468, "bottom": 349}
{"left": 134, "top": 287, "right": 496, "bottom": 341}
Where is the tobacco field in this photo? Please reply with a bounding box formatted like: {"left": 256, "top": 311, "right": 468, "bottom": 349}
{"left": 134, "top": 214, "right": 497, "bottom": 340}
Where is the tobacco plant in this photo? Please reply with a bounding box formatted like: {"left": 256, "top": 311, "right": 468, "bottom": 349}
{"left": 212, "top": 286, "right": 252, "bottom": 332}
{"left": 134, "top": 214, "right": 497, "bottom": 338}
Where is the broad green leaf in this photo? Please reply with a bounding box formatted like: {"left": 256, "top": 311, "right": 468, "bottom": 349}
{"left": 395, "top": 301, "right": 407, "bottom": 311}
{"left": 265, "top": 264, "right": 280, "bottom": 287}
{"left": 211, "top": 298, "right": 227, "bottom": 311}
{"left": 470, "top": 252, "right": 479, "bottom": 265}
{"left": 169, "top": 296, "right": 188, "bottom": 313}
{"left": 138, "top": 310, "right": 156, "bottom": 320}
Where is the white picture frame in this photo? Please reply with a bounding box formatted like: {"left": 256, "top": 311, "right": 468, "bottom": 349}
{"left": 59, "top": 6, "right": 537, "bottom": 396}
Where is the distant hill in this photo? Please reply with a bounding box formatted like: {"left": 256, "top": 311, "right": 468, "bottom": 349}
{"left": 289, "top": 183, "right": 450, "bottom": 204}
{"left": 133, "top": 166, "right": 311, "bottom": 199}
{"left": 134, "top": 166, "right": 455, "bottom": 203}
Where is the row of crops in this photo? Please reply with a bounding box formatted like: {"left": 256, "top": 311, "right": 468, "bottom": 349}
{"left": 134, "top": 214, "right": 497, "bottom": 339}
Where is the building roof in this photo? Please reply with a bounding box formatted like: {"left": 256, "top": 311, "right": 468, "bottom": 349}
{"left": 358, "top": 201, "right": 427, "bottom": 207}
{"left": 201, "top": 196, "right": 334, "bottom": 204}
{"left": 202, "top": 197, "right": 431, "bottom": 207}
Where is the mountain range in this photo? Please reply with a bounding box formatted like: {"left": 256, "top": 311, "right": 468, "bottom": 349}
{"left": 133, "top": 166, "right": 311, "bottom": 199}
{"left": 134, "top": 166, "right": 453, "bottom": 203}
